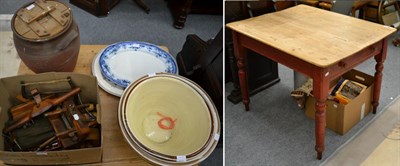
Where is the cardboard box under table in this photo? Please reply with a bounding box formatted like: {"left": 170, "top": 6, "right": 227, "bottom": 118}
{"left": 0, "top": 73, "right": 102, "bottom": 165}
{"left": 305, "top": 69, "right": 374, "bottom": 135}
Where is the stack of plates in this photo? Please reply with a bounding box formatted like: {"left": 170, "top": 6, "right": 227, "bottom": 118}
{"left": 118, "top": 73, "right": 220, "bottom": 165}
{"left": 92, "top": 41, "right": 178, "bottom": 96}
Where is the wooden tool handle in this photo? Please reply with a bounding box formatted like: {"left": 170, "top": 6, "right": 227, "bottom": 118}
{"left": 71, "top": 109, "right": 90, "bottom": 139}
{"left": 4, "top": 88, "right": 81, "bottom": 133}
{"left": 11, "top": 95, "right": 54, "bottom": 119}
{"left": 3, "top": 114, "right": 32, "bottom": 133}
{"left": 50, "top": 88, "right": 81, "bottom": 105}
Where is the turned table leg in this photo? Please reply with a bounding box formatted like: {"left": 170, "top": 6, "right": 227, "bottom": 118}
{"left": 232, "top": 32, "right": 250, "bottom": 111}
{"left": 134, "top": 0, "right": 150, "bottom": 14}
{"left": 372, "top": 38, "right": 389, "bottom": 114}
{"left": 313, "top": 70, "right": 329, "bottom": 160}
{"left": 171, "top": 0, "right": 192, "bottom": 29}
{"left": 315, "top": 99, "right": 326, "bottom": 160}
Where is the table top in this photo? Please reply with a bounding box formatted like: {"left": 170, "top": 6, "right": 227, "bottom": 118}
{"left": 18, "top": 45, "right": 171, "bottom": 165}
{"left": 226, "top": 5, "right": 396, "bottom": 67}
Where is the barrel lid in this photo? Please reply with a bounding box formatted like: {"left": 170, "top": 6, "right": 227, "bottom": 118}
{"left": 12, "top": 0, "right": 72, "bottom": 42}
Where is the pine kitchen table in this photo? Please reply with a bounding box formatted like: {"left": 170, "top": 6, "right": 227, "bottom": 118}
{"left": 226, "top": 4, "right": 396, "bottom": 159}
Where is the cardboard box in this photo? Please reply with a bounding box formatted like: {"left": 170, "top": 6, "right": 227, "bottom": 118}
{"left": 305, "top": 69, "right": 374, "bottom": 135}
{"left": 0, "top": 73, "right": 102, "bottom": 165}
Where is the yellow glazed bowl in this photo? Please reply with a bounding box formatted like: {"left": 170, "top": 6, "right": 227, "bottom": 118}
{"left": 123, "top": 74, "right": 212, "bottom": 157}
{"left": 118, "top": 74, "right": 220, "bottom": 165}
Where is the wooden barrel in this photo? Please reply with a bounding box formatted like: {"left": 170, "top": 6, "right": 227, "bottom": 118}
{"left": 11, "top": 0, "right": 80, "bottom": 73}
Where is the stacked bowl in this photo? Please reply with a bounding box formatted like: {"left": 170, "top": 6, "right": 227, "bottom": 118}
{"left": 118, "top": 73, "right": 221, "bottom": 165}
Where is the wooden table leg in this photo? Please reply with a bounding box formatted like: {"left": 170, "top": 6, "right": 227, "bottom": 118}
{"left": 312, "top": 70, "right": 329, "bottom": 160}
{"left": 372, "top": 38, "right": 389, "bottom": 114}
{"left": 134, "top": 0, "right": 150, "bottom": 14}
{"left": 232, "top": 32, "right": 250, "bottom": 111}
{"left": 169, "top": 0, "right": 193, "bottom": 29}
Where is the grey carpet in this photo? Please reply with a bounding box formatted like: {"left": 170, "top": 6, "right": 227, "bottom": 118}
{"left": 0, "top": 0, "right": 222, "bottom": 165}
{"left": 225, "top": 35, "right": 400, "bottom": 165}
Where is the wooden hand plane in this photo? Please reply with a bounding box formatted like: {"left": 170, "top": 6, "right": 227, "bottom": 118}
{"left": 3, "top": 88, "right": 81, "bottom": 133}
{"left": 45, "top": 100, "right": 91, "bottom": 149}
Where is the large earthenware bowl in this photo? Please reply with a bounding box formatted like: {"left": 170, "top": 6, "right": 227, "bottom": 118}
{"left": 118, "top": 73, "right": 220, "bottom": 165}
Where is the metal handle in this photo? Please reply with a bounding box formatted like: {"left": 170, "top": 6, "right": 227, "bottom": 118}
{"left": 56, "top": 26, "right": 78, "bottom": 50}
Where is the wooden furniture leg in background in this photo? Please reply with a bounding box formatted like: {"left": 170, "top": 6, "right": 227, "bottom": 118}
{"left": 232, "top": 31, "right": 250, "bottom": 111}
{"left": 69, "top": 0, "right": 120, "bottom": 17}
{"left": 393, "top": 37, "right": 400, "bottom": 46}
{"left": 169, "top": 0, "right": 222, "bottom": 29}
{"left": 312, "top": 69, "right": 329, "bottom": 160}
{"left": 372, "top": 38, "right": 389, "bottom": 114}
{"left": 169, "top": 0, "right": 193, "bottom": 29}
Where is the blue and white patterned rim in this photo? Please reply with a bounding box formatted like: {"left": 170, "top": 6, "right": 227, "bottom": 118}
{"left": 99, "top": 41, "right": 178, "bottom": 88}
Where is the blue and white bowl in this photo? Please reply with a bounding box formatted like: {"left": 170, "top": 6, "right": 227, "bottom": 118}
{"left": 99, "top": 41, "right": 178, "bottom": 88}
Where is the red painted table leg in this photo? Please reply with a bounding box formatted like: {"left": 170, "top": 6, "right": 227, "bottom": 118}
{"left": 232, "top": 31, "right": 250, "bottom": 111}
{"left": 312, "top": 70, "right": 329, "bottom": 160}
{"left": 372, "top": 38, "right": 389, "bottom": 114}
{"left": 315, "top": 99, "right": 326, "bottom": 160}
